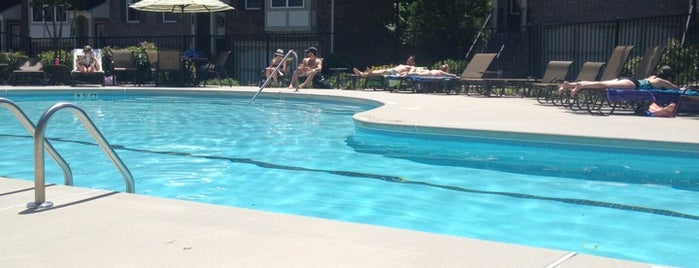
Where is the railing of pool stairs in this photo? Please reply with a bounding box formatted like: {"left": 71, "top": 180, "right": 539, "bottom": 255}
{"left": 251, "top": 49, "right": 298, "bottom": 102}
{"left": 1, "top": 98, "right": 135, "bottom": 210}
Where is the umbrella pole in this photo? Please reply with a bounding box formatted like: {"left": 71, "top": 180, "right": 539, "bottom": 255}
{"left": 180, "top": 6, "right": 187, "bottom": 86}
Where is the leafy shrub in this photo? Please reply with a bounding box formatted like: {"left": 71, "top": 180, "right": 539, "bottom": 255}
{"left": 203, "top": 78, "right": 239, "bottom": 87}
{"left": 38, "top": 49, "right": 72, "bottom": 69}
{"left": 100, "top": 47, "right": 113, "bottom": 75}
{"left": 127, "top": 41, "right": 158, "bottom": 83}
{"left": 0, "top": 51, "right": 26, "bottom": 82}
{"left": 657, "top": 39, "right": 699, "bottom": 86}
{"left": 432, "top": 58, "right": 468, "bottom": 75}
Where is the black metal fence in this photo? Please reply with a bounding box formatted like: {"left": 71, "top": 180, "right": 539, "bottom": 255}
{"left": 2, "top": 13, "right": 697, "bottom": 86}
{"left": 0, "top": 32, "right": 328, "bottom": 85}
{"left": 525, "top": 14, "right": 698, "bottom": 85}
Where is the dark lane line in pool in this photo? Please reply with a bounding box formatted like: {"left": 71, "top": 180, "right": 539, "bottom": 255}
{"left": 3, "top": 134, "right": 698, "bottom": 221}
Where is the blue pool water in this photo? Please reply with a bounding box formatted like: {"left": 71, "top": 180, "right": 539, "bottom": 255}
{"left": 1, "top": 91, "right": 698, "bottom": 267}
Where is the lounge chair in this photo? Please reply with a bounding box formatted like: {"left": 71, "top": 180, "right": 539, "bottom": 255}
{"left": 631, "top": 46, "right": 666, "bottom": 79}
{"left": 603, "top": 88, "right": 699, "bottom": 116}
{"left": 260, "top": 57, "right": 292, "bottom": 87}
{"left": 0, "top": 61, "right": 9, "bottom": 84}
{"left": 583, "top": 46, "right": 669, "bottom": 115}
{"left": 154, "top": 49, "right": 181, "bottom": 86}
{"left": 560, "top": 45, "right": 632, "bottom": 101}
{"left": 459, "top": 53, "right": 498, "bottom": 95}
{"left": 677, "top": 88, "right": 699, "bottom": 115}
{"left": 472, "top": 58, "right": 574, "bottom": 97}
{"left": 198, "top": 51, "right": 231, "bottom": 87}
{"left": 111, "top": 49, "right": 137, "bottom": 85}
{"left": 569, "top": 45, "right": 635, "bottom": 113}
{"left": 289, "top": 57, "right": 334, "bottom": 89}
{"left": 481, "top": 60, "right": 573, "bottom": 99}
{"left": 348, "top": 71, "right": 389, "bottom": 90}
{"left": 11, "top": 58, "right": 45, "bottom": 85}
{"left": 386, "top": 72, "right": 462, "bottom": 94}
{"left": 383, "top": 66, "right": 435, "bottom": 93}
{"left": 146, "top": 50, "right": 159, "bottom": 85}
{"left": 533, "top": 61, "right": 604, "bottom": 105}
{"left": 71, "top": 48, "right": 105, "bottom": 86}
{"left": 599, "top": 45, "right": 634, "bottom": 81}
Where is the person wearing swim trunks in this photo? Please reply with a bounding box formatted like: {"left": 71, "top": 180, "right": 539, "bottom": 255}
{"left": 289, "top": 46, "right": 323, "bottom": 90}
{"left": 352, "top": 55, "right": 416, "bottom": 77}
{"left": 625, "top": 78, "right": 653, "bottom": 90}
{"left": 558, "top": 66, "right": 685, "bottom": 95}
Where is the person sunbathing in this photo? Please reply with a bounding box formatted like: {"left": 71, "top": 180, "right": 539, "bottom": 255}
{"left": 76, "top": 45, "right": 100, "bottom": 73}
{"left": 558, "top": 66, "right": 684, "bottom": 95}
{"left": 352, "top": 55, "right": 416, "bottom": 77}
{"left": 400, "top": 64, "right": 457, "bottom": 77}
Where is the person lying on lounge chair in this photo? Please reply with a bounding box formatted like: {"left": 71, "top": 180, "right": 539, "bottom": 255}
{"left": 352, "top": 55, "right": 416, "bottom": 77}
{"left": 400, "top": 64, "right": 457, "bottom": 77}
{"left": 558, "top": 66, "right": 684, "bottom": 95}
{"left": 75, "top": 45, "right": 100, "bottom": 73}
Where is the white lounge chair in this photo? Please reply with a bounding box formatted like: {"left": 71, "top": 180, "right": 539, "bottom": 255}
{"left": 71, "top": 48, "right": 105, "bottom": 86}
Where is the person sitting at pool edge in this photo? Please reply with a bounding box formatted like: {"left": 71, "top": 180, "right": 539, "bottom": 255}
{"left": 76, "top": 45, "right": 100, "bottom": 73}
{"left": 289, "top": 46, "right": 323, "bottom": 91}
{"left": 352, "top": 55, "right": 416, "bottom": 77}
{"left": 558, "top": 65, "right": 685, "bottom": 95}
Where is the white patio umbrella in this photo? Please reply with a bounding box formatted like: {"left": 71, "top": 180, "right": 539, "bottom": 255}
{"left": 129, "top": 0, "right": 233, "bottom": 50}
{"left": 129, "top": 0, "right": 234, "bottom": 14}
{"left": 130, "top": 0, "right": 234, "bottom": 86}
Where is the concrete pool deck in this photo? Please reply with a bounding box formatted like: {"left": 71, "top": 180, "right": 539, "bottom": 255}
{"left": 2, "top": 86, "right": 696, "bottom": 267}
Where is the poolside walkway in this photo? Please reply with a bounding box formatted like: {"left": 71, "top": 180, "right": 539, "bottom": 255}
{"left": 2, "top": 86, "right": 692, "bottom": 267}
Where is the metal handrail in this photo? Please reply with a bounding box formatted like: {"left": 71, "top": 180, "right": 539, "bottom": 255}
{"left": 251, "top": 49, "right": 298, "bottom": 102}
{"left": 29, "top": 102, "right": 135, "bottom": 209}
{"left": 0, "top": 98, "right": 74, "bottom": 186}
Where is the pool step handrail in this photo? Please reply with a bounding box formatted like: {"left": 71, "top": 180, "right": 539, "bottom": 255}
{"left": 0, "top": 98, "right": 74, "bottom": 186}
{"left": 251, "top": 49, "right": 298, "bottom": 102}
{"left": 29, "top": 102, "right": 135, "bottom": 209}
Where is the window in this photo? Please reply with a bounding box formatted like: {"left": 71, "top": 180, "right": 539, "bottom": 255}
{"left": 246, "top": 0, "right": 262, "bottom": 10}
{"left": 271, "top": 0, "right": 303, "bottom": 8}
{"left": 56, "top": 5, "right": 67, "bottom": 21}
{"left": 163, "top": 13, "right": 178, "bottom": 23}
{"left": 127, "top": 0, "right": 140, "bottom": 22}
{"left": 31, "top": 5, "right": 67, "bottom": 23}
{"left": 510, "top": 0, "right": 521, "bottom": 15}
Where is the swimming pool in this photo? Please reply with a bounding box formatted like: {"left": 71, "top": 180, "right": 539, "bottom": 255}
{"left": 1, "top": 90, "right": 698, "bottom": 267}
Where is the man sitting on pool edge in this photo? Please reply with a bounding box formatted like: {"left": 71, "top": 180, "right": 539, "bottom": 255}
{"left": 288, "top": 46, "right": 323, "bottom": 91}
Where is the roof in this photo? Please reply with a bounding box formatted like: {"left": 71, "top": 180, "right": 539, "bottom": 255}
{"left": 0, "top": 0, "right": 106, "bottom": 12}
{"left": 0, "top": 0, "right": 20, "bottom": 12}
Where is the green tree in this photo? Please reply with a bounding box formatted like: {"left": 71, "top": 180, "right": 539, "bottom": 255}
{"left": 397, "top": 0, "right": 491, "bottom": 63}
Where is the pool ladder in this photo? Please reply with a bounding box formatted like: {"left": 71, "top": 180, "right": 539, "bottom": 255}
{"left": 251, "top": 49, "right": 298, "bottom": 102}
{"left": 1, "top": 98, "right": 134, "bottom": 209}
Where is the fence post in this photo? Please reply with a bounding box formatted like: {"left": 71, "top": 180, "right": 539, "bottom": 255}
{"left": 614, "top": 18, "right": 621, "bottom": 46}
